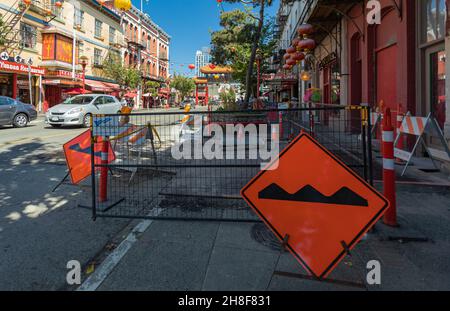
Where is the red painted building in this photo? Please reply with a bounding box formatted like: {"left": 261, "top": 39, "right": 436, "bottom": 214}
{"left": 287, "top": 0, "right": 449, "bottom": 168}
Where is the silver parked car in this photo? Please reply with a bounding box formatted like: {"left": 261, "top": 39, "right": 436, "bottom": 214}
{"left": 0, "top": 96, "right": 38, "bottom": 128}
{"left": 46, "top": 94, "right": 123, "bottom": 128}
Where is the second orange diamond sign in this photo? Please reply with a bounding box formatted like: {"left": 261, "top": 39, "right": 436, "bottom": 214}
{"left": 241, "top": 133, "right": 389, "bottom": 280}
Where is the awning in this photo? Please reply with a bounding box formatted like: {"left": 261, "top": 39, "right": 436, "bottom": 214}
{"left": 85, "top": 79, "right": 112, "bottom": 92}
{"left": 124, "top": 92, "right": 137, "bottom": 98}
{"left": 102, "top": 82, "right": 120, "bottom": 91}
{"left": 64, "top": 88, "right": 92, "bottom": 95}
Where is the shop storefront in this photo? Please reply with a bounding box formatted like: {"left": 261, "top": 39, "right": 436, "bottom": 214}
{"left": 263, "top": 73, "right": 298, "bottom": 103}
{"left": 0, "top": 59, "right": 45, "bottom": 108}
{"left": 43, "top": 70, "right": 84, "bottom": 111}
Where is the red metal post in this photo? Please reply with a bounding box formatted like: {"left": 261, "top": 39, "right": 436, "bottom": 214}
{"left": 12, "top": 73, "right": 17, "bottom": 99}
{"left": 82, "top": 64, "right": 86, "bottom": 91}
{"left": 382, "top": 108, "right": 397, "bottom": 227}
{"left": 205, "top": 84, "right": 209, "bottom": 106}
{"left": 99, "top": 138, "right": 109, "bottom": 203}
{"left": 195, "top": 85, "right": 198, "bottom": 106}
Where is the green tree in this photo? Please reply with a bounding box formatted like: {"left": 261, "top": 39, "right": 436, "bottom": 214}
{"left": 144, "top": 81, "right": 161, "bottom": 98}
{"left": 103, "top": 53, "right": 142, "bottom": 90}
{"left": 213, "top": 0, "right": 273, "bottom": 104}
{"left": 211, "top": 6, "right": 275, "bottom": 104}
{"left": 219, "top": 87, "right": 238, "bottom": 110}
{"left": 171, "top": 75, "right": 195, "bottom": 101}
{"left": 0, "top": 14, "right": 7, "bottom": 47}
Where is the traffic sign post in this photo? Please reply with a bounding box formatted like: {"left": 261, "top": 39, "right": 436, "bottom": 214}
{"left": 241, "top": 133, "right": 389, "bottom": 279}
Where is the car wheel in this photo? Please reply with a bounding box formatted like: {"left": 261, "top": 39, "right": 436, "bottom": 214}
{"left": 83, "top": 114, "right": 92, "bottom": 128}
{"left": 50, "top": 124, "right": 62, "bottom": 128}
{"left": 13, "top": 113, "right": 28, "bottom": 128}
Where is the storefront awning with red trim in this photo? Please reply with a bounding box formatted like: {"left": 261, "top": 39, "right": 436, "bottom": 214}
{"left": 124, "top": 92, "right": 138, "bottom": 98}
{"left": 63, "top": 88, "right": 92, "bottom": 95}
{"left": 102, "top": 82, "right": 120, "bottom": 91}
{"left": 85, "top": 80, "right": 112, "bottom": 92}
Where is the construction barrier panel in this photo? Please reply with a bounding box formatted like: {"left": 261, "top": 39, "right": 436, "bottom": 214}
{"left": 86, "top": 106, "right": 373, "bottom": 222}
{"left": 394, "top": 112, "right": 450, "bottom": 176}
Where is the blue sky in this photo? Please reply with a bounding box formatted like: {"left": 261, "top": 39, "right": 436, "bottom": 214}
{"left": 132, "top": 0, "right": 279, "bottom": 76}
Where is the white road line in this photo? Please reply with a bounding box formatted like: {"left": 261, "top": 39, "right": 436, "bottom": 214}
{"left": 77, "top": 208, "right": 163, "bottom": 291}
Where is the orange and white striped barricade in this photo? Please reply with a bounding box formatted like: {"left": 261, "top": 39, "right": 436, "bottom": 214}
{"left": 394, "top": 112, "right": 450, "bottom": 176}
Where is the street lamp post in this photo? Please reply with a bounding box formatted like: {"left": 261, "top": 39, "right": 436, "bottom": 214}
{"left": 79, "top": 56, "right": 89, "bottom": 91}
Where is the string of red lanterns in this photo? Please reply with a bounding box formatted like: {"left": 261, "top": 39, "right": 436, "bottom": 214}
{"left": 282, "top": 23, "right": 316, "bottom": 72}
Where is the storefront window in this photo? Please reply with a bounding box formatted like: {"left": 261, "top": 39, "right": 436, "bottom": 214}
{"left": 20, "top": 23, "right": 37, "bottom": 50}
{"left": 17, "top": 76, "right": 31, "bottom": 104}
{"left": 423, "top": 0, "right": 446, "bottom": 43}
{"left": 430, "top": 51, "right": 446, "bottom": 130}
{"left": 0, "top": 74, "right": 13, "bottom": 97}
{"left": 331, "top": 61, "right": 341, "bottom": 105}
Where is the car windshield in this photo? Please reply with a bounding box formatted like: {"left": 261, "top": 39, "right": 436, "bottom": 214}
{"left": 63, "top": 96, "right": 94, "bottom": 105}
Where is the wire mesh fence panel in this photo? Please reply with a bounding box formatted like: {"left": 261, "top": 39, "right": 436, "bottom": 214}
{"left": 90, "top": 106, "right": 371, "bottom": 221}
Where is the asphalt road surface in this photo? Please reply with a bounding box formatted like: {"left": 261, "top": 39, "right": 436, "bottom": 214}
{"left": 0, "top": 107, "right": 209, "bottom": 290}
{"left": 0, "top": 116, "right": 133, "bottom": 290}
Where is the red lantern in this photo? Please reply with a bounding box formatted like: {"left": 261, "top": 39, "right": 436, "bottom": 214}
{"left": 209, "top": 63, "right": 216, "bottom": 70}
{"left": 297, "top": 38, "right": 316, "bottom": 52}
{"left": 292, "top": 37, "right": 300, "bottom": 47}
{"left": 283, "top": 53, "right": 290, "bottom": 60}
{"left": 292, "top": 52, "right": 305, "bottom": 62}
{"left": 297, "top": 24, "right": 314, "bottom": 37}
{"left": 286, "top": 58, "right": 296, "bottom": 66}
{"left": 188, "top": 64, "right": 195, "bottom": 70}
{"left": 286, "top": 46, "right": 296, "bottom": 54}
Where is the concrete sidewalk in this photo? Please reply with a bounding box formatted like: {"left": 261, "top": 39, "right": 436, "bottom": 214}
{"left": 77, "top": 182, "right": 450, "bottom": 291}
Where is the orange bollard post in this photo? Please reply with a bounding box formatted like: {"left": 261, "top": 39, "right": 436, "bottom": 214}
{"left": 99, "top": 138, "right": 109, "bottom": 203}
{"left": 382, "top": 108, "right": 397, "bottom": 227}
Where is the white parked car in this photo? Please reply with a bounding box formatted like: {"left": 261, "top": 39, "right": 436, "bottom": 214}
{"left": 46, "top": 94, "right": 123, "bottom": 128}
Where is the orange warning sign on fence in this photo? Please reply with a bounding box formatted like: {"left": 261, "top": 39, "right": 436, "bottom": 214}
{"left": 241, "top": 133, "right": 389, "bottom": 279}
{"left": 63, "top": 130, "right": 115, "bottom": 185}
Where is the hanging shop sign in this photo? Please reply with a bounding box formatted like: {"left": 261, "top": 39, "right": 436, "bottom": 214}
{"left": 318, "top": 52, "right": 338, "bottom": 70}
{"left": 46, "top": 70, "right": 83, "bottom": 79}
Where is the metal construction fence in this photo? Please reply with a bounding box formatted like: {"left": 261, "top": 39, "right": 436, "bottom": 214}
{"left": 87, "top": 105, "right": 373, "bottom": 222}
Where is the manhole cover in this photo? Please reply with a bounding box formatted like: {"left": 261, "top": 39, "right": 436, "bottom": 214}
{"left": 251, "top": 223, "right": 282, "bottom": 252}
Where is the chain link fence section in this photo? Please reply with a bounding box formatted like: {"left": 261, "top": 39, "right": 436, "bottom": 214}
{"left": 89, "top": 106, "right": 372, "bottom": 222}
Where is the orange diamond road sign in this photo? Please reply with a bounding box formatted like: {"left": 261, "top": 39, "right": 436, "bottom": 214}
{"left": 241, "top": 133, "right": 389, "bottom": 279}
{"left": 63, "top": 130, "right": 115, "bottom": 185}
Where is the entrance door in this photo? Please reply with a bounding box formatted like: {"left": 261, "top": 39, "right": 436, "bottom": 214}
{"left": 376, "top": 44, "right": 398, "bottom": 115}
{"left": 425, "top": 44, "right": 446, "bottom": 147}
